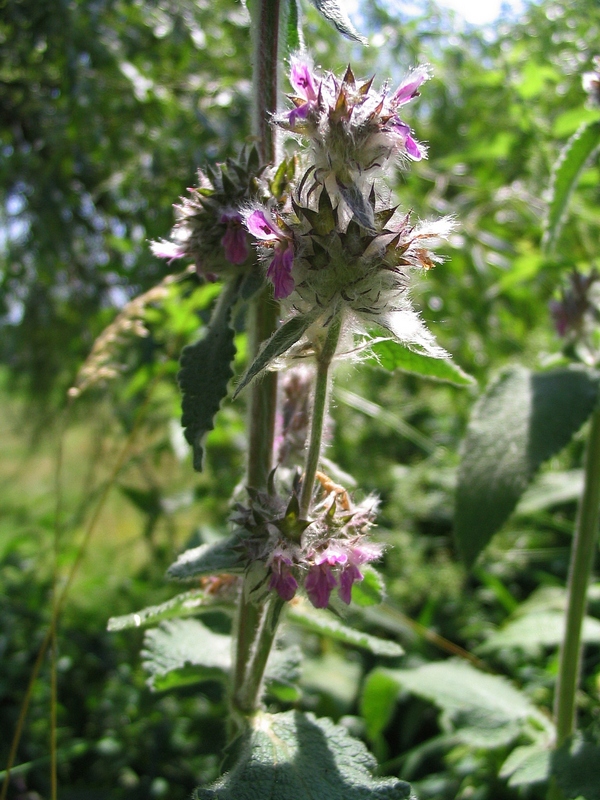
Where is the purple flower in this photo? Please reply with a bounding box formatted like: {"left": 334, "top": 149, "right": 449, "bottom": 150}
{"left": 337, "top": 543, "right": 383, "bottom": 605}
{"left": 245, "top": 208, "right": 296, "bottom": 299}
{"left": 220, "top": 212, "right": 248, "bottom": 264}
{"left": 388, "top": 117, "right": 425, "bottom": 161}
{"left": 304, "top": 545, "right": 347, "bottom": 609}
{"left": 269, "top": 549, "right": 298, "bottom": 602}
{"left": 266, "top": 243, "right": 295, "bottom": 299}
{"left": 339, "top": 564, "right": 363, "bottom": 604}
{"left": 285, "top": 59, "right": 320, "bottom": 127}
{"left": 392, "top": 66, "right": 431, "bottom": 105}
{"left": 305, "top": 563, "right": 338, "bottom": 608}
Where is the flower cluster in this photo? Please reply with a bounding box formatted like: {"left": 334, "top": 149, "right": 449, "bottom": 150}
{"left": 239, "top": 59, "right": 450, "bottom": 360}
{"left": 151, "top": 147, "right": 265, "bottom": 280}
{"left": 232, "top": 477, "right": 382, "bottom": 610}
{"left": 244, "top": 185, "right": 450, "bottom": 357}
{"left": 279, "top": 58, "right": 429, "bottom": 186}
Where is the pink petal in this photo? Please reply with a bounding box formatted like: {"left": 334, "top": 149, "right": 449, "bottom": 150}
{"left": 339, "top": 564, "right": 363, "bottom": 604}
{"left": 393, "top": 66, "right": 430, "bottom": 105}
{"left": 266, "top": 243, "right": 295, "bottom": 299}
{"left": 405, "top": 135, "right": 424, "bottom": 161}
{"left": 246, "top": 208, "right": 281, "bottom": 241}
{"left": 290, "top": 60, "right": 318, "bottom": 101}
{"left": 305, "top": 564, "right": 338, "bottom": 609}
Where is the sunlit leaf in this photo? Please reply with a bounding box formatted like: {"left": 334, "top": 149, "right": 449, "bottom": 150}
{"left": 367, "top": 660, "right": 551, "bottom": 748}
{"left": 107, "top": 589, "right": 230, "bottom": 631}
{"left": 500, "top": 744, "right": 551, "bottom": 787}
{"left": 309, "top": 0, "right": 366, "bottom": 44}
{"left": 167, "top": 536, "right": 246, "bottom": 581}
{"left": 479, "top": 611, "right": 600, "bottom": 653}
{"left": 287, "top": 601, "right": 404, "bottom": 657}
{"left": 369, "top": 340, "right": 475, "bottom": 386}
{"left": 195, "top": 710, "right": 411, "bottom": 799}
{"left": 543, "top": 120, "right": 600, "bottom": 253}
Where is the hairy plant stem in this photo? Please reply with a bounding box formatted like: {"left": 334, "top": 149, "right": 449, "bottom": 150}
{"left": 299, "top": 314, "right": 343, "bottom": 519}
{"left": 547, "top": 402, "right": 600, "bottom": 800}
{"left": 231, "top": 0, "right": 281, "bottom": 723}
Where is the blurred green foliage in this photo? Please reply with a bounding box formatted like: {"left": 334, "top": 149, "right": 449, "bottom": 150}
{"left": 2, "top": 0, "right": 600, "bottom": 797}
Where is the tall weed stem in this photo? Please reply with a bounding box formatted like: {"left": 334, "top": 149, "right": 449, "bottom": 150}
{"left": 548, "top": 402, "right": 600, "bottom": 800}
{"left": 231, "top": 0, "right": 281, "bottom": 722}
{"left": 299, "top": 314, "right": 342, "bottom": 518}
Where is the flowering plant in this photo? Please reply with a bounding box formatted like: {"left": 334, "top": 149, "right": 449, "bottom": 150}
{"left": 114, "top": 4, "right": 469, "bottom": 798}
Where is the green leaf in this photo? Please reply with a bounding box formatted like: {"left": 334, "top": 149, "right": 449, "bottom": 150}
{"left": 552, "top": 729, "right": 600, "bottom": 799}
{"left": 369, "top": 340, "right": 475, "bottom": 386}
{"left": 373, "top": 660, "right": 551, "bottom": 747}
{"left": 178, "top": 282, "right": 239, "bottom": 471}
{"left": 543, "top": 120, "right": 600, "bottom": 253}
{"left": 285, "top": 0, "right": 302, "bottom": 53}
{"left": 351, "top": 565, "right": 386, "bottom": 607}
{"left": 233, "top": 312, "right": 317, "bottom": 397}
{"left": 107, "top": 588, "right": 230, "bottom": 632}
{"left": 195, "top": 710, "right": 411, "bottom": 799}
{"left": 287, "top": 601, "right": 404, "bottom": 657}
{"left": 167, "top": 536, "right": 245, "bottom": 581}
{"left": 478, "top": 611, "right": 600, "bottom": 654}
{"left": 264, "top": 646, "right": 303, "bottom": 703}
{"left": 361, "top": 668, "right": 402, "bottom": 742}
{"left": 455, "top": 366, "right": 600, "bottom": 566}
{"left": 500, "top": 744, "right": 551, "bottom": 787}
{"left": 309, "top": 0, "right": 367, "bottom": 44}
{"left": 142, "top": 619, "right": 232, "bottom": 691}
{"left": 142, "top": 619, "right": 300, "bottom": 694}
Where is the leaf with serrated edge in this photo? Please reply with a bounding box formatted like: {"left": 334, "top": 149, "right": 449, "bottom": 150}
{"left": 234, "top": 311, "right": 317, "bottom": 397}
{"left": 142, "top": 619, "right": 231, "bottom": 691}
{"left": 373, "top": 660, "right": 551, "bottom": 746}
{"left": 287, "top": 601, "right": 403, "bottom": 657}
{"left": 195, "top": 710, "right": 411, "bottom": 800}
{"left": 478, "top": 610, "right": 600, "bottom": 653}
{"left": 543, "top": 120, "right": 600, "bottom": 253}
{"left": 310, "top": 0, "right": 367, "bottom": 44}
{"left": 167, "top": 536, "right": 245, "bottom": 581}
{"left": 369, "top": 339, "right": 475, "bottom": 386}
{"left": 178, "top": 282, "right": 238, "bottom": 471}
{"left": 142, "top": 619, "right": 301, "bottom": 693}
{"left": 455, "top": 366, "right": 600, "bottom": 566}
{"left": 500, "top": 745, "right": 551, "bottom": 787}
{"left": 107, "top": 589, "right": 231, "bottom": 632}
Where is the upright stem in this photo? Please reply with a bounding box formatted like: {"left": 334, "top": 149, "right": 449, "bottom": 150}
{"left": 246, "top": 291, "right": 278, "bottom": 489}
{"left": 547, "top": 403, "right": 600, "bottom": 800}
{"left": 232, "top": 595, "right": 284, "bottom": 717}
{"left": 231, "top": 0, "right": 281, "bottom": 723}
{"left": 299, "top": 315, "right": 342, "bottom": 518}
{"left": 253, "top": 0, "right": 280, "bottom": 166}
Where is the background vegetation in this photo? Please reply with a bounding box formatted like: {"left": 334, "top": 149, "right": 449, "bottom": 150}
{"left": 1, "top": 0, "right": 600, "bottom": 797}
